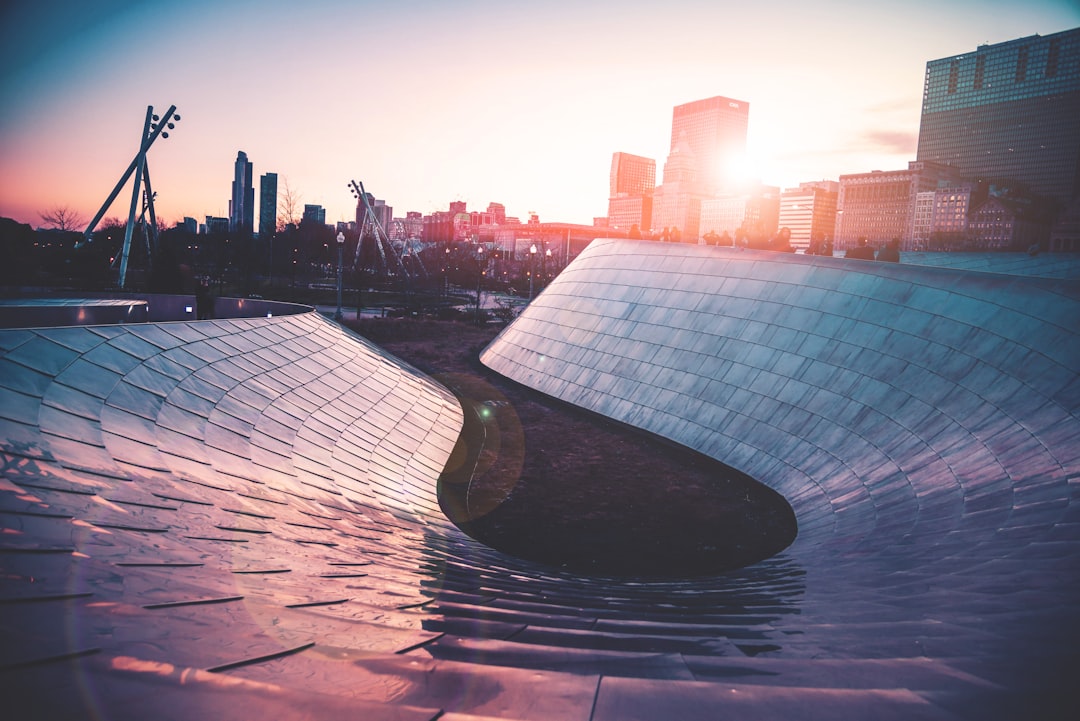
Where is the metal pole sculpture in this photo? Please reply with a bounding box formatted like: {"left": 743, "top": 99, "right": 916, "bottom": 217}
{"left": 80, "top": 105, "right": 180, "bottom": 288}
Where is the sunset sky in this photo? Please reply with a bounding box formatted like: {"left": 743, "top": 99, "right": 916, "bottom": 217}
{"left": 2, "top": 1, "right": 1078, "bottom": 231}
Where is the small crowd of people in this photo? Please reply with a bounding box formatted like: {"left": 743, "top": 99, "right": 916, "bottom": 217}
{"left": 626, "top": 224, "right": 902, "bottom": 262}
{"left": 844, "top": 236, "right": 900, "bottom": 262}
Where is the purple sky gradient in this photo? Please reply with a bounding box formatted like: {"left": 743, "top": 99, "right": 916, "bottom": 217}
{"left": 1, "top": 0, "right": 1077, "bottom": 230}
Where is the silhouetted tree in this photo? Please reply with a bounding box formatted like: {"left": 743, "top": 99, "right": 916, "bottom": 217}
{"left": 38, "top": 205, "right": 86, "bottom": 232}
{"left": 278, "top": 177, "right": 302, "bottom": 232}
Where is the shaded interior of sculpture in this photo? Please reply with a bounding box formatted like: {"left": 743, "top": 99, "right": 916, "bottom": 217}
{"left": 436, "top": 371, "right": 797, "bottom": 578}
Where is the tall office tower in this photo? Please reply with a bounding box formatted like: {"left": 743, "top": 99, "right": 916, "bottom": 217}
{"left": 355, "top": 194, "right": 393, "bottom": 234}
{"left": 259, "top": 172, "right": 278, "bottom": 238}
{"left": 668, "top": 95, "right": 750, "bottom": 196}
{"left": 916, "top": 27, "right": 1080, "bottom": 207}
{"left": 835, "top": 161, "right": 961, "bottom": 250}
{"left": 486, "top": 202, "right": 507, "bottom": 225}
{"left": 609, "top": 152, "right": 656, "bottom": 196}
{"left": 653, "top": 135, "right": 703, "bottom": 240}
{"left": 229, "top": 151, "right": 254, "bottom": 235}
{"left": 778, "top": 181, "right": 839, "bottom": 251}
{"left": 372, "top": 199, "right": 393, "bottom": 232}
{"left": 204, "top": 216, "right": 229, "bottom": 235}
{"left": 302, "top": 204, "right": 326, "bottom": 225}
{"left": 607, "top": 152, "right": 656, "bottom": 231}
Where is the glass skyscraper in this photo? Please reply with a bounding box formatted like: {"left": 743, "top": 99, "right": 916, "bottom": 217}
{"left": 230, "top": 150, "right": 254, "bottom": 234}
{"left": 609, "top": 152, "right": 656, "bottom": 197}
{"left": 916, "top": 27, "right": 1080, "bottom": 207}
{"left": 259, "top": 172, "right": 277, "bottom": 238}
{"left": 669, "top": 95, "right": 749, "bottom": 196}
{"left": 607, "top": 152, "right": 656, "bottom": 231}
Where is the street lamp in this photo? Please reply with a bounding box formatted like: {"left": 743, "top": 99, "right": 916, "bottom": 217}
{"left": 334, "top": 231, "right": 345, "bottom": 321}
{"left": 528, "top": 244, "right": 537, "bottom": 300}
{"left": 475, "top": 246, "right": 485, "bottom": 325}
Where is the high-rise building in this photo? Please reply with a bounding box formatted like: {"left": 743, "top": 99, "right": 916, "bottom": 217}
{"left": 204, "top": 216, "right": 229, "bottom": 235}
{"left": 916, "top": 27, "right": 1080, "bottom": 207}
{"left": 968, "top": 196, "right": 1050, "bottom": 250}
{"left": 608, "top": 196, "right": 654, "bottom": 234}
{"left": 778, "top": 182, "right": 839, "bottom": 252}
{"left": 259, "top": 172, "right": 277, "bottom": 238}
{"left": 372, "top": 199, "right": 393, "bottom": 232}
{"left": 355, "top": 195, "right": 393, "bottom": 234}
{"left": 668, "top": 95, "right": 750, "bottom": 196}
{"left": 302, "top": 204, "right": 326, "bottom": 225}
{"left": 607, "top": 152, "right": 656, "bottom": 232}
{"left": 486, "top": 203, "right": 507, "bottom": 225}
{"left": 609, "top": 152, "right": 656, "bottom": 197}
{"left": 653, "top": 135, "right": 703, "bottom": 240}
{"left": 1050, "top": 198, "right": 1080, "bottom": 251}
{"left": 929, "top": 183, "right": 983, "bottom": 248}
{"left": 700, "top": 196, "right": 747, "bottom": 239}
{"left": 699, "top": 185, "right": 781, "bottom": 244}
{"left": 912, "top": 191, "right": 936, "bottom": 249}
{"left": 393, "top": 211, "right": 423, "bottom": 240}
{"left": 835, "top": 161, "right": 962, "bottom": 250}
{"left": 229, "top": 151, "right": 254, "bottom": 235}
{"left": 650, "top": 95, "right": 751, "bottom": 241}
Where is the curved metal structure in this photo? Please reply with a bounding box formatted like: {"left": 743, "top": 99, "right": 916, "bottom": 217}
{"left": 2, "top": 238, "right": 1079, "bottom": 720}
{"left": 479, "top": 240, "right": 1080, "bottom": 719}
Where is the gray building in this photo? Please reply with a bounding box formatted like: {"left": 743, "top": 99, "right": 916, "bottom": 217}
{"left": 302, "top": 203, "right": 326, "bottom": 225}
{"left": 258, "top": 172, "right": 277, "bottom": 238}
{"left": 916, "top": 27, "right": 1080, "bottom": 207}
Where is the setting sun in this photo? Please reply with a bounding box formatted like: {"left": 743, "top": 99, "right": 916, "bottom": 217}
{"left": 1, "top": 1, "right": 1077, "bottom": 230}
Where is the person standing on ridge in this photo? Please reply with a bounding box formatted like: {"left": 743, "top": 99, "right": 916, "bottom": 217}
{"left": 845, "top": 237, "right": 876, "bottom": 260}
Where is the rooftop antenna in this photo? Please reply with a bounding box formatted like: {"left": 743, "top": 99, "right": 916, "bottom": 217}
{"left": 79, "top": 105, "right": 180, "bottom": 288}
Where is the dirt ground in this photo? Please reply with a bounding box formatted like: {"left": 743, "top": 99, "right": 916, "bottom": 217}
{"left": 350, "top": 318, "right": 797, "bottom": 579}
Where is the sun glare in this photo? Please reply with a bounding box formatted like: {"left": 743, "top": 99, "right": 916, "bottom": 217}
{"left": 721, "top": 151, "right": 761, "bottom": 192}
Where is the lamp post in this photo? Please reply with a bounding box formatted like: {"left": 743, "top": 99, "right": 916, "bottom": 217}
{"left": 544, "top": 248, "right": 551, "bottom": 289}
{"left": 444, "top": 245, "right": 451, "bottom": 297}
{"left": 528, "top": 244, "right": 537, "bottom": 300}
{"left": 474, "top": 245, "right": 485, "bottom": 325}
{"left": 334, "top": 231, "right": 345, "bottom": 321}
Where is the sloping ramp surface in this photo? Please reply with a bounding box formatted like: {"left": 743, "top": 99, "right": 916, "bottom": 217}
{"left": 480, "top": 240, "right": 1080, "bottom": 719}
{"left": 2, "top": 244, "right": 1079, "bottom": 720}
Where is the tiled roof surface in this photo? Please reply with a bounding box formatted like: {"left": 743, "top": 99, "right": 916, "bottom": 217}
{"left": 2, "top": 241, "right": 1078, "bottom": 719}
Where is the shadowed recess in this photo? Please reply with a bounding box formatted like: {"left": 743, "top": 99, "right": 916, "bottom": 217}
{"left": 427, "top": 346, "right": 798, "bottom": 577}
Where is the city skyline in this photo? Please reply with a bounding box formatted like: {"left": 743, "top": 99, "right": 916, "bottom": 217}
{"left": 1, "top": 1, "right": 1078, "bottom": 231}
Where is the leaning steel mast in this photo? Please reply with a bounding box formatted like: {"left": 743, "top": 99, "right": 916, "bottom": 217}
{"left": 80, "top": 104, "right": 181, "bottom": 288}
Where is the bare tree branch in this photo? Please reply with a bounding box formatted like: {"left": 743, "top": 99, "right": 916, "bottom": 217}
{"left": 278, "top": 177, "right": 302, "bottom": 231}
{"left": 39, "top": 205, "right": 86, "bottom": 232}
